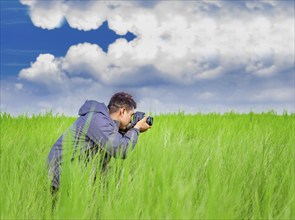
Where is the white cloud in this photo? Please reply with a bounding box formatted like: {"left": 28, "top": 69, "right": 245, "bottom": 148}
{"left": 1, "top": 77, "right": 294, "bottom": 116}
{"left": 9, "top": 0, "right": 294, "bottom": 115}
{"left": 19, "top": 1, "right": 294, "bottom": 86}
{"left": 198, "top": 92, "right": 215, "bottom": 100}
{"left": 19, "top": 54, "right": 66, "bottom": 85}
{"left": 14, "top": 83, "right": 23, "bottom": 90}
{"left": 245, "top": 1, "right": 276, "bottom": 10}
{"left": 251, "top": 88, "right": 294, "bottom": 102}
{"left": 20, "top": 0, "right": 64, "bottom": 29}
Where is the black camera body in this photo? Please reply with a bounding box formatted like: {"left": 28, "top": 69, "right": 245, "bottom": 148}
{"left": 132, "top": 111, "right": 153, "bottom": 126}
{"left": 120, "top": 111, "right": 153, "bottom": 135}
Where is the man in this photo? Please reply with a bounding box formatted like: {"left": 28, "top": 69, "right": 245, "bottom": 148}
{"left": 47, "top": 92, "right": 150, "bottom": 191}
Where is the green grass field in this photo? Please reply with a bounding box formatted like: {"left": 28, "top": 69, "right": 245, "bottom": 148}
{"left": 1, "top": 112, "right": 294, "bottom": 219}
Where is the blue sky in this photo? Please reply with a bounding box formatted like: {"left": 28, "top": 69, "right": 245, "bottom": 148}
{"left": 1, "top": 0, "right": 135, "bottom": 79}
{"left": 1, "top": 0, "right": 294, "bottom": 115}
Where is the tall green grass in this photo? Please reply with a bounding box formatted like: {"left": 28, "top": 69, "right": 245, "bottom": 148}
{"left": 1, "top": 112, "right": 294, "bottom": 219}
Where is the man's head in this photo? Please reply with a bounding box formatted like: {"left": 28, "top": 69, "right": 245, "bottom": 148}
{"left": 108, "top": 92, "right": 137, "bottom": 129}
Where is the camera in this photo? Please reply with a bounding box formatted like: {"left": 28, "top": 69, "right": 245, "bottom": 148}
{"left": 131, "top": 111, "right": 153, "bottom": 126}
{"left": 119, "top": 111, "right": 153, "bottom": 135}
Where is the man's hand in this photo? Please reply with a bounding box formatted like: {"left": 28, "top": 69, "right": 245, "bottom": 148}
{"left": 134, "top": 116, "right": 151, "bottom": 133}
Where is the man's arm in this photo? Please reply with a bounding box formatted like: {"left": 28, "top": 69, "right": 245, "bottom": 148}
{"left": 106, "top": 127, "right": 139, "bottom": 159}
{"left": 85, "top": 113, "right": 139, "bottom": 159}
{"left": 103, "top": 116, "right": 150, "bottom": 158}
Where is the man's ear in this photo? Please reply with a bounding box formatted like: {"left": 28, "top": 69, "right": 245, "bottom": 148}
{"left": 119, "top": 108, "right": 125, "bottom": 117}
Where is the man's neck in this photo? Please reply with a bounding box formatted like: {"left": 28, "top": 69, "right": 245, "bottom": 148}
{"left": 109, "top": 112, "right": 119, "bottom": 121}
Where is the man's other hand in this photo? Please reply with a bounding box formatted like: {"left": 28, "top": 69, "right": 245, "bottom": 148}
{"left": 134, "top": 116, "right": 151, "bottom": 133}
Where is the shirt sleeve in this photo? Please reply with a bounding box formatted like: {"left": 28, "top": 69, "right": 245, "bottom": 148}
{"left": 84, "top": 112, "right": 139, "bottom": 159}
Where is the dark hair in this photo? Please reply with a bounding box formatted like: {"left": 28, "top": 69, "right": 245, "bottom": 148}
{"left": 108, "top": 92, "right": 137, "bottom": 114}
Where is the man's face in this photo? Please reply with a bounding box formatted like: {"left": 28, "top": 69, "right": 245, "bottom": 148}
{"left": 119, "top": 107, "right": 134, "bottom": 130}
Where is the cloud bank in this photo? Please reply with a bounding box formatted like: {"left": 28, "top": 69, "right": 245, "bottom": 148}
{"left": 1, "top": 0, "right": 294, "bottom": 115}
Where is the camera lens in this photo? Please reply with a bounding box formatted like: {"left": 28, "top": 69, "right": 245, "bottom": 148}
{"left": 146, "top": 116, "right": 153, "bottom": 126}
